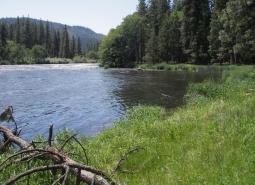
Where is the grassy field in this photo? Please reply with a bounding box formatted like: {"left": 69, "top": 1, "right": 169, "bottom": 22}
{"left": 1, "top": 65, "right": 255, "bottom": 184}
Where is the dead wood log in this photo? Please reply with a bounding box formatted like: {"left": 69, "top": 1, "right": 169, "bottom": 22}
{"left": 0, "top": 107, "right": 117, "bottom": 185}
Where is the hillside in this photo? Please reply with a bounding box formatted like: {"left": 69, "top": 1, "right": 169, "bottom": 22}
{"left": 0, "top": 17, "right": 105, "bottom": 51}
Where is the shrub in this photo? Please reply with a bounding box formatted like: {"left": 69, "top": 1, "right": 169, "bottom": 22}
{"left": 73, "top": 56, "right": 87, "bottom": 63}
{"left": 6, "top": 41, "right": 29, "bottom": 64}
{"left": 31, "top": 45, "right": 47, "bottom": 64}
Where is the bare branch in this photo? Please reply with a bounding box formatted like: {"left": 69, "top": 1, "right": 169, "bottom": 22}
{"left": 61, "top": 166, "right": 70, "bottom": 185}
{"left": 60, "top": 134, "right": 78, "bottom": 150}
{"left": 0, "top": 125, "right": 116, "bottom": 185}
{"left": 3, "top": 164, "right": 64, "bottom": 185}
{"left": 48, "top": 124, "right": 54, "bottom": 147}
{"left": 114, "top": 147, "right": 143, "bottom": 172}
{"left": 76, "top": 168, "right": 81, "bottom": 185}
{"left": 60, "top": 134, "right": 89, "bottom": 165}
{"left": 0, "top": 107, "right": 117, "bottom": 185}
{"left": 0, "top": 138, "right": 11, "bottom": 152}
{"left": 72, "top": 136, "right": 89, "bottom": 165}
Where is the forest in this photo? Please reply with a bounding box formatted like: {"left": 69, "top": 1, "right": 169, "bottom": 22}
{"left": 99, "top": 0, "right": 255, "bottom": 67}
{"left": 0, "top": 17, "right": 98, "bottom": 65}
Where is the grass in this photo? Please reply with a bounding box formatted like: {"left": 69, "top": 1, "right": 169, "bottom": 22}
{"left": 46, "top": 57, "right": 98, "bottom": 64}
{"left": 1, "top": 66, "right": 255, "bottom": 184}
{"left": 137, "top": 63, "right": 202, "bottom": 72}
{"left": 136, "top": 62, "right": 225, "bottom": 72}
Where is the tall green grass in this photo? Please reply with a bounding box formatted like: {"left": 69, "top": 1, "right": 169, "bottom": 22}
{"left": 1, "top": 66, "right": 255, "bottom": 184}
{"left": 85, "top": 66, "right": 255, "bottom": 184}
{"left": 137, "top": 63, "right": 207, "bottom": 72}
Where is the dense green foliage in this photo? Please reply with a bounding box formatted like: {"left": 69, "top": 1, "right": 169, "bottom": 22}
{"left": 100, "top": 0, "right": 255, "bottom": 67}
{"left": 0, "top": 17, "right": 99, "bottom": 64}
{"left": 1, "top": 66, "right": 254, "bottom": 184}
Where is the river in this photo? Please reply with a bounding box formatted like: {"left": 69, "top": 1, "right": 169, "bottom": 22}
{"left": 0, "top": 64, "right": 219, "bottom": 139}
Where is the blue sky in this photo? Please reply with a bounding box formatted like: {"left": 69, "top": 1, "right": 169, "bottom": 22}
{"left": 0, "top": 0, "right": 138, "bottom": 34}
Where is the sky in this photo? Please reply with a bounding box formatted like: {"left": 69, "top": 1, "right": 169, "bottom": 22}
{"left": 0, "top": 0, "right": 138, "bottom": 34}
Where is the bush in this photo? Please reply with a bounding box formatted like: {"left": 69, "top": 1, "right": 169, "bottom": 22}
{"left": 73, "top": 56, "right": 87, "bottom": 63}
{"left": 0, "top": 60, "right": 11, "bottom": 65}
{"left": 86, "top": 50, "right": 99, "bottom": 59}
{"left": 31, "top": 45, "right": 47, "bottom": 64}
{"left": 6, "top": 41, "right": 29, "bottom": 64}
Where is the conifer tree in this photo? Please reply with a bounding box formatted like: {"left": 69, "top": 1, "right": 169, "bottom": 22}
{"left": 38, "top": 20, "right": 45, "bottom": 45}
{"left": 0, "top": 23, "right": 8, "bottom": 59}
{"left": 172, "top": 0, "right": 183, "bottom": 10}
{"left": 60, "top": 25, "right": 70, "bottom": 58}
{"left": 209, "top": 0, "right": 229, "bottom": 63}
{"left": 138, "top": 0, "right": 147, "bottom": 16}
{"left": 32, "top": 23, "right": 38, "bottom": 45}
{"left": 181, "top": 0, "right": 210, "bottom": 63}
{"left": 159, "top": 12, "right": 183, "bottom": 62}
{"left": 53, "top": 30, "right": 60, "bottom": 57}
{"left": 8, "top": 24, "right": 14, "bottom": 40}
{"left": 144, "top": 29, "right": 159, "bottom": 63}
{"left": 70, "top": 36, "right": 76, "bottom": 57}
{"left": 77, "top": 37, "right": 82, "bottom": 55}
{"left": 24, "top": 18, "right": 33, "bottom": 48}
{"left": 45, "top": 21, "right": 52, "bottom": 56}
{"left": 15, "top": 17, "right": 21, "bottom": 44}
{"left": 218, "top": 0, "right": 255, "bottom": 64}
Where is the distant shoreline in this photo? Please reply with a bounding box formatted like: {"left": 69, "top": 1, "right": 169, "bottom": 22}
{"left": 0, "top": 63, "right": 99, "bottom": 71}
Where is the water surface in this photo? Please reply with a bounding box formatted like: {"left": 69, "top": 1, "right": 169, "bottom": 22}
{"left": 0, "top": 64, "right": 219, "bottom": 139}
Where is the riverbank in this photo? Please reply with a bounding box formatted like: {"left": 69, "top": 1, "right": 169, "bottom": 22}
{"left": 0, "top": 63, "right": 99, "bottom": 71}
{"left": 1, "top": 66, "right": 255, "bottom": 184}
{"left": 0, "top": 58, "right": 98, "bottom": 65}
{"left": 136, "top": 63, "right": 225, "bottom": 72}
{"left": 84, "top": 66, "right": 255, "bottom": 184}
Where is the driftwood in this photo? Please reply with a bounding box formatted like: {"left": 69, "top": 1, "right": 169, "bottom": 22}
{"left": 0, "top": 106, "right": 117, "bottom": 185}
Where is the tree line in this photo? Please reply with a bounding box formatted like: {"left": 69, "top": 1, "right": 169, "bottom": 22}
{"left": 0, "top": 17, "right": 82, "bottom": 64}
{"left": 99, "top": 0, "right": 255, "bottom": 67}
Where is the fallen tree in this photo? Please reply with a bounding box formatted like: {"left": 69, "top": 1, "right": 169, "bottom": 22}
{"left": 0, "top": 106, "right": 117, "bottom": 185}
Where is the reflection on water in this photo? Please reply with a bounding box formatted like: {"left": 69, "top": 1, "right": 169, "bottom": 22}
{"left": 0, "top": 64, "right": 220, "bottom": 139}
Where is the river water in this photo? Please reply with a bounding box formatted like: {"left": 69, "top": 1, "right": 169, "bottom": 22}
{"left": 0, "top": 64, "right": 219, "bottom": 139}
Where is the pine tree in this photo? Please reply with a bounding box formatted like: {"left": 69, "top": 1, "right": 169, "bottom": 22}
{"left": 45, "top": 21, "right": 52, "bottom": 56}
{"left": 0, "top": 24, "right": 7, "bottom": 46}
{"left": 32, "top": 23, "right": 38, "bottom": 45}
{"left": 70, "top": 36, "right": 76, "bottom": 57}
{"left": 77, "top": 37, "right": 82, "bottom": 55}
{"left": 181, "top": 0, "right": 210, "bottom": 63}
{"left": 209, "top": 0, "right": 229, "bottom": 63}
{"left": 148, "top": 0, "right": 158, "bottom": 32}
{"left": 137, "top": 17, "right": 147, "bottom": 63}
{"left": 24, "top": 18, "right": 33, "bottom": 48}
{"left": 172, "top": 0, "right": 183, "bottom": 10}
{"left": 60, "top": 25, "right": 70, "bottom": 58}
{"left": 38, "top": 20, "right": 45, "bottom": 45}
{"left": 159, "top": 12, "right": 183, "bottom": 62}
{"left": 15, "top": 17, "right": 21, "bottom": 44}
{"left": 53, "top": 30, "right": 60, "bottom": 57}
{"left": 0, "top": 23, "right": 8, "bottom": 59}
{"left": 137, "top": 0, "right": 147, "bottom": 16}
{"left": 0, "top": 24, "right": 2, "bottom": 59}
{"left": 215, "top": 0, "right": 229, "bottom": 10}
{"left": 144, "top": 29, "right": 159, "bottom": 63}
{"left": 8, "top": 24, "right": 14, "bottom": 40}
{"left": 218, "top": 0, "right": 255, "bottom": 64}
{"left": 157, "top": 0, "right": 170, "bottom": 16}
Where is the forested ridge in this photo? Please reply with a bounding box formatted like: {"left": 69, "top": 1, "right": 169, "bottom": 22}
{"left": 0, "top": 17, "right": 101, "bottom": 64}
{"left": 99, "top": 0, "right": 255, "bottom": 67}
